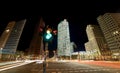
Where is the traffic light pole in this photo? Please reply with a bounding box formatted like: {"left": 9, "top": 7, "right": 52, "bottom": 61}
{"left": 43, "top": 26, "right": 52, "bottom": 73}
{"left": 43, "top": 59, "right": 46, "bottom": 73}
{"left": 43, "top": 42, "right": 48, "bottom": 73}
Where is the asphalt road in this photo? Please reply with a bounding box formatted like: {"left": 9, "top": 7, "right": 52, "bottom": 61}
{"left": 0, "top": 61, "right": 120, "bottom": 73}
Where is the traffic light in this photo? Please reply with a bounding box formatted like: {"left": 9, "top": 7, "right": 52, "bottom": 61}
{"left": 43, "top": 28, "right": 53, "bottom": 42}
{"left": 53, "top": 30, "right": 57, "bottom": 35}
{"left": 45, "top": 30, "right": 52, "bottom": 40}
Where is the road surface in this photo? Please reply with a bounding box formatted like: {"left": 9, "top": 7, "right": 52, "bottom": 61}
{"left": 1, "top": 61, "right": 120, "bottom": 73}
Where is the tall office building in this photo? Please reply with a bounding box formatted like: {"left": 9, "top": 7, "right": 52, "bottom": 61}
{"left": 85, "top": 24, "right": 109, "bottom": 59}
{"left": 57, "top": 19, "right": 71, "bottom": 56}
{"left": 0, "top": 21, "right": 16, "bottom": 59}
{"left": 28, "top": 18, "right": 45, "bottom": 59}
{"left": 0, "top": 21, "right": 16, "bottom": 50}
{"left": 97, "top": 13, "right": 120, "bottom": 60}
{"left": 84, "top": 42, "right": 92, "bottom": 52}
{"left": 0, "top": 19, "right": 26, "bottom": 60}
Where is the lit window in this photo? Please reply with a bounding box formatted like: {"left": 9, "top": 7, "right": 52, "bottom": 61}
{"left": 113, "top": 31, "right": 119, "bottom": 35}
{"left": 116, "top": 31, "right": 119, "bottom": 34}
{"left": 0, "top": 48, "right": 3, "bottom": 50}
{"left": 6, "top": 29, "right": 10, "bottom": 32}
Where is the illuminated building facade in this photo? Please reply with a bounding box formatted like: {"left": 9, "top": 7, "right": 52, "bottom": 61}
{"left": 85, "top": 24, "right": 109, "bottom": 60}
{"left": 57, "top": 19, "right": 71, "bottom": 56}
{"left": 0, "top": 21, "right": 16, "bottom": 59}
{"left": 70, "top": 42, "right": 75, "bottom": 53}
{"left": 85, "top": 42, "right": 92, "bottom": 52}
{"left": 97, "top": 13, "right": 120, "bottom": 60}
{"left": 28, "top": 18, "right": 45, "bottom": 59}
{"left": 0, "top": 19, "right": 26, "bottom": 60}
{"left": 0, "top": 21, "right": 16, "bottom": 50}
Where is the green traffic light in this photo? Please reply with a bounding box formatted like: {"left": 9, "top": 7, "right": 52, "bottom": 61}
{"left": 46, "top": 33, "right": 52, "bottom": 39}
{"left": 44, "top": 28, "right": 53, "bottom": 41}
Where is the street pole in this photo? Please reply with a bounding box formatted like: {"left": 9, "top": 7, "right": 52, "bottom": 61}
{"left": 43, "top": 59, "right": 46, "bottom": 73}
{"left": 43, "top": 42, "right": 48, "bottom": 73}
{"left": 43, "top": 26, "right": 52, "bottom": 73}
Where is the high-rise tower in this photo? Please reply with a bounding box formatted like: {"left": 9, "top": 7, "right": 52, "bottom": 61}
{"left": 0, "top": 19, "right": 26, "bottom": 60}
{"left": 57, "top": 19, "right": 71, "bottom": 56}
{"left": 85, "top": 24, "right": 110, "bottom": 60}
{"left": 28, "top": 18, "right": 45, "bottom": 59}
{"left": 0, "top": 21, "right": 16, "bottom": 50}
{"left": 97, "top": 13, "right": 120, "bottom": 60}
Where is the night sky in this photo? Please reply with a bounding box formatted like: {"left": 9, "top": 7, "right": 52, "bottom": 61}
{"left": 0, "top": 1, "right": 120, "bottom": 52}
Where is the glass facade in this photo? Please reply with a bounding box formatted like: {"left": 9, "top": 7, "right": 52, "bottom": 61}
{"left": 2, "top": 19, "right": 26, "bottom": 54}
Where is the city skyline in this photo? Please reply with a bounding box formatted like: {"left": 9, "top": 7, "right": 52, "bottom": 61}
{"left": 0, "top": 1, "right": 120, "bottom": 73}
{"left": 0, "top": 1, "right": 120, "bottom": 52}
